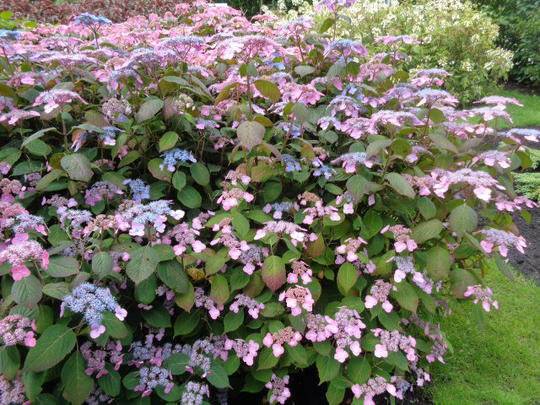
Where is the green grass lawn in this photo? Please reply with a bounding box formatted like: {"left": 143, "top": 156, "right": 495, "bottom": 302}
{"left": 489, "top": 88, "right": 540, "bottom": 129}
{"left": 429, "top": 270, "right": 540, "bottom": 405}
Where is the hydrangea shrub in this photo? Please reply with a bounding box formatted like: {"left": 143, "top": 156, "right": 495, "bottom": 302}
{"left": 0, "top": 1, "right": 536, "bottom": 404}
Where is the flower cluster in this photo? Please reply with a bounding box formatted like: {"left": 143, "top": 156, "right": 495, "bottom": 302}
{"left": 0, "top": 315, "right": 36, "bottom": 347}
{"left": 62, "top": 283, "right": 127, "bottom": 338}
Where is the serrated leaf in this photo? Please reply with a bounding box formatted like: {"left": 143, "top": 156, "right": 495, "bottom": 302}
{"left": 24, "top": 325, "right": 76, "bottom": 372}
{"left": 47, "top": 256, "right": 79, "bottom": 278}
{"left": 173, "top": 310, "right": 200, "bottom": 336}
{"left": 12, "top": 275, "right": 42, "bottom": 308}
{"left": 157, "top": 261, "right": 189, "bottom": 294}
{"left": 61, "top": 154, "right": 93, "bottom": 182}
{"left": 261, "top": 256, "right": 286, "bottom": 292}
{"left": 237, "top": 121, "right": 265, "bottom": 151}
{"left": 136, "top": 99, "right": 164, "bottom": 123}
{"left": 337, "top": 262, "right": 358, "bottom": 296}
{"left": 254, "top": 79, "right": 281, "bottom": 103}
{"left": 126, "top": 246, "right": 159, "bottom": 284}
{"left": 91, "top": 252, "right": 113, "bottom": 279}
{"left": 207, "top": 362, "right": 230, "bottom": 388}
{"left": 163, "top": 353, "right": 189, "bottom": 375}
{"left": 425, "top": 247, "right": 452, "bottom": 281}
{"left": 61, "top": 352, "right": 94, "bottom": 405}
{"left": 35, "top": 169, "right": 64, "bottom": 191}
{"left": 366, "top": 139, "right": 393, "bottom": 157}
{"left": 257, "top": 347, "right": 279, "bottom": 370}
{"left": 347, "top": 356, "right": 371, "bottom": 384}
{"left": 449, "top": 204, "right": 478, "bottom": 237}
{"left": 412, "top": 219, "right": 444, "bottom": 244}
{"left": 210, "top": 274, "right": 230, "bottom": 307}
{"left": 316, "top": 356, "right": 340, "bottom": 383}
{"left": 391, "top": 281, "right": 418, "bottom": 313}
{"left": 224, "top": 310, "right": 244, "bottom": 333}
{"left": 385, "top": 172, "right": 415, "bottom": 199}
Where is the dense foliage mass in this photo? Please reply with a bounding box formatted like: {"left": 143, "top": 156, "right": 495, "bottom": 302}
{"left": 269, "top": 0, "right": 514, "bottom": 104}
{"left": 475, "top": 0, "right": 540, "bottom": 87}
{"left": 0, "top": 0, "right": 537, "bottom": 404}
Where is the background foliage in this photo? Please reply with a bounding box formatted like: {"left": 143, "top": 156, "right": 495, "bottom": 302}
{"left": 474, "top": 0, "right": 540, "bottom": 87}
{"left": 271, "top": 0, "right": 514, "bottom": 104}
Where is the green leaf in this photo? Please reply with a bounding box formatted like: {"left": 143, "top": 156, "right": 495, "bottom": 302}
{"left": 224, "top": 310, "right": 244, "bottom": 333}
{"left": 231, "top": 211, "right": 250, "bottom": 238}
{"left": 136, "top": 99, "right": 164, "bottom": 123}
{"left": 261, "top": 256, "right": 286, "bottom": 292}
{"left": 126, "top": 246, "right": 159, "bottom": 284}
{"left": 0, "top": 346, "right": 20, "bottom": 380}
{"left": 254, "top": 79, "right": 281, "bottom": 103}
{"left": 257, "top": 347, "right": 279, "bottom": 370}
{"left": 417, "top": 197, "right": 437, "bottom": 220}
{"left": 35, "top": 169, "right": 64, "bottom": 191}
{"left": 429, "top": 131, "right": 458, "bottom": 153}
{"left": 237, "top": 121, "right": 265, "bottom": 151}
{"left": 294, "top": 65, "right": 315, "bottom": 77}
{"left": 316, "top": 356, "right": 340, "bottom": 383}
{"left": 412, "top": 219, "right": 444, "bottom": 244}
{"left": 148, "top": 158, "right": 172, "bottom": 182}
{"left": 91, "top": 252, "right": 113, "bottom": 279}
{"left": 158, "top": 131, "right": 179, "bottom": 152}
{"left": 142, "top": 307, "right": 171, "bottom": 328}
{"left": 178, "top": 185, "right": 202, "bottom": 208}
{"left": 163, "top": 353, "right": 189, "bottom": 375}
{"left": 386, "top": 172, "right": 415, "bottom": 199}
{"left": 24, "top": 325, "right": 76, "bottom": 373}
{"left": 207, "top": 362, "right": 230, "bottom": 388}
{"left": 61, "top": 154, "right": 93, "bottom": 182}
{"left": 347, "top": 356, "right": 371, "bottom": 384}
{"left": 337, "top": 262, "right": 358, "bottom": 296}
{"left": 12, "top": 275, "right": 42, "bottom": 308}
{"left": 319, "top": 17, "right": 335, "bottom": 33}
{"left": 98, "top": 369, "right": 121, "bottom": 396}
{"left": 23, "top": 128, "right": 57, "bottom": 146}
{"left": 102, "top": 312, "right": 129, "bottom": 339}
{"left": 23, "top": 372, "right": 44, "bottom": 400}
{"left": 33, "top": 394, "right": 60, "bottom": 405}
{"left": 173, "top": 310, "right": 200, "bottom": 336}
{"left": 425, "top": 247, "right": 452, "bottom": 281}
{"left": 190, "top": 163, "right": 210, "bottom": 186}
{"left": 172, "top": 170, "right": 187, "bottom": 191}
{"left": 391, "top": 281, "right": 419, "bottom": 312}
{"left": 42, "top": 282, "right": 70, "bottom": 300}
{"left": 46, "top": 256, "right": 79, "bottom": 278}
{"left": 210, "top": 274, "right": 230, "bottom": 306}
{"left": 366, "top": 139, "right": 393, "bottom": 157}
{"left": 286, "top": 345, "right": 308, "bottom": 367}
{"left": 326, "top": 380, "right": 346, "bottom": 405}
{"left": 25, "top": 139, "right": 52, "bottom": 157}
{"left": 449, "top": 204, "right": 478, "bottom": 237}
{"left": 61, "top": 352, "right": 94, "bottom": 405}
{"left": 157, "top": 261, "right": 189, "bottom": 294}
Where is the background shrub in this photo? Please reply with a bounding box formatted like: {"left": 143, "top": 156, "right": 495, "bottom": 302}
{"left": 474, "top": 0, "right": 540, "bottom": 87}
{"left": 274, "top": 0, "right": 514, "bottom": 103}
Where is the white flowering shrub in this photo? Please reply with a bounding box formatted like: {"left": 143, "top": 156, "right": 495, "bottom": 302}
{"left": 269, "top": 0, "right": 514, "bottom": 103}
{"left": 0, "top": 1, "right": 535, "bottom": 404}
